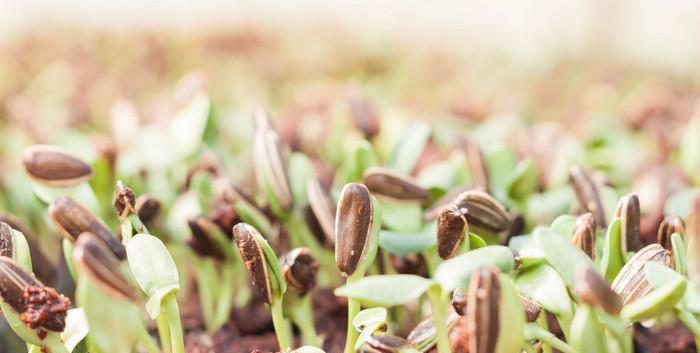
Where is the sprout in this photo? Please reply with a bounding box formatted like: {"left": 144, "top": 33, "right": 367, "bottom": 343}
{"left": 48, "top": 196, "right": 126, "bottom": 260}
{"left": 362, "top": 167, "right": 431, "bottom": 204}
{"left": 571, "top": 213, "right": 596, "bottom": 259}
{"left": 22, "top": 145, "right": 93, "bottom": 187}
{"left": 615, "top": 193, "right": 642, "bottom": 252}
{"left": 281, "top": 247, "right": 320, "bottom": 346}
{"left": 573, "top": 265, "right": 622, "bottom": 315}
{"left": 436, "top": 205, "right": 468, "bottom": 259}
{"left": 307, "top": 177, "right": 336, "bottom": 246}
{"left": 72, "top": 232, "right": 138, "bottom": 302}
{"left": 452, "top": 190, "right": 511, "bottom": 239}
{"left": 253, "top": 110, "right": 293, "bottom": 212}
{"left": 657, "top": 214, "right": 685, "bottom": 251}
{"left": 113, "top": 181, "right": 137, "bottom": 220}
{"left": 335, "top": 183, "right": 375, "bottom": 277}
{"left": 569, "top": 165, "right": 606, "bottom": 228}
{"left": 611, "top": 244, "right": 673, "bottom": 305}
{"left": 233, "top": 223, "right": 291, "bottom": 350}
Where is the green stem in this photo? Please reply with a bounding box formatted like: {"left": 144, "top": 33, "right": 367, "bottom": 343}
{"left": 524, "top": 324, "right": 578, "bottom": 353}
{"left": 195, "top": 258, "right": 217, "bottom": 331}
{"left": 163, "top": 293, "right": 186, "bottom": 353}
{"left": 290, "top": 294, "right": 319, "bottom": 346}
{"left": 28, "top": 345, "right": 41, "bottom": 353}
{"left": 128, "top": 213, "right": 149, "bottom": 234}
{"left": 345, "top": 297, "right": 361, "bottom": 353}
{"left": 62, "top": 238, "right": 78, "bottom": 281}
{"left": 137, "top": 321, "right": 161, "bottom": 353}
{"left": 271, "top": 297, "right": 292, "bottom": 350}
{"left": 157, "top": 310, "right": 172, "bottom": 353}
{"left": 677, "top": 309, "right": 700, "bottom": 339}
{"left": 39, "top": 333, "right": 69, "bottom": 353}
{"left": 427, "top": 287, "right": 451, "bottom": 353}
{"left": 213, "top": 261, "right": 237, "bottom": 329}
{"left": 536, "top": 314, "right": 553, "bottom": 353}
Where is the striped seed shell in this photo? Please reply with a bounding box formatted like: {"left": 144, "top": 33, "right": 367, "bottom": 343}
{"left": 362, "top": 166, "right": 431, "bottom": 204}
{"left": 574, "top": 265, "right": 622, "bottom": 315}
{"left": 571, "top": 213, "right": 596, "bottom": 259}
{"left": 233, "top": 223, "right": 273, "bottom": 304}
{"left": 22, "top": 145, "right": 93, "bottom": 187}
{"left": 437, "top": 205, "right": 468, "bottom": 259}
{"left": 453, "top": 190, "right": 511, "bottom": 235}
{"left": 615, "top": 194, "right": 642, "bottom": 252}
{"left": 73, "top": 233, "right": 138, "bottom": 301}
{"left": 657, "top": 214, "right": 685, "bottom": 251}
{"left": 307, "top": 177, "right": 336, "bottom": 246}
{"left": 253, "top": 110, "right": 293, "bottom": 210}
{"left": 569, "top": 165, "right": 607, "bottom": 228}
{"left": 611, "top": 244, "right": 673, "bottom": 305}
{"left": 466, "top": 267, "right": 501, "bottom": 353}
{"left": 281, "top": 248, "right": 318, "bottom": 295}
{"left": 335, "top": 183, "right": 374, "bottom": 277}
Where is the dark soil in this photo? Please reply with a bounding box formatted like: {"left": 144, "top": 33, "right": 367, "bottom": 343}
{"left": 634, "top": 321, "right": 696, "bottom": 353}
{"left": 184, "top": 287, "right": 347, "bottom": 353}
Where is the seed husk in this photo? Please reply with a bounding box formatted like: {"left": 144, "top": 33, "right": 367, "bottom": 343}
{"left": 466, "top": 267, "right": 501, "bottom": 353}
{"left": 407, "top": 313, "right": 460, "bottom": 351}
{"left": 423, "top": 184, "right": 473, "bottom": 222}
{"left": 453, "top": 190, "right": 511, "bottom": 236}
{"left": 657, "top": 214, "right": 685, "bottom": 251}
{"left": 520, "top": 295, "right": 542, "bottom": 322}
{"left": 456, "top": 138, "right": 490, "bottom": 192}
{"left": 48, "top": 196, "right": 126, "bottom": 260}
{"left": 335, "top": 183, "right": 374, "bottom": 277}
{"left": 136, "top": 194, "right": 161, "bottom": 226}
{"left": 611, "top": 243, "right": 673, "bottom": 305}
{"left": 362, "top": 166, "right": 431, "bottom": 204}
{"left": 22, "top": 145, "right": 93, "bottom": 187}
{"left": 615, "top": 193, "right": 642, "bottom": 252}
{"left": 389, "top": 253, "right": 428, "bottom": 277}
{"left": 452, "top": 288, "right": 467, "bottom": 316}
{"left": 233, "top": 223, "right": 273, "bottom": 304}
{"left": 253, "top": 110, "right": 293, "bottom": 211}
{"left": 0, "top": 257, "right": 69, "bottom": 332}
{"left": 307, "top": 177, "right": 336, "bottom": 246}
{"left": 574, "top": 265, "right": 622, "bottom": 315}
{"left": 571, "top": 213, "right": 596, "bottom": 259}
{"left": 347, "top": 90, "right": 380, "bottom": 139}
{"left": 569, "top": 165, "right": 607, "bottom": 228}
{"left": 437, "top": 205, "right": 468, "bottom": 259}
{"left": 365, "top": 335, "right": 410, "bottom": 353}
{"left": 187, "top": 216, "right": 227, "bottom": 260}
{"left": 113, "top": 181, "right": 136, "bottom": 220}
{"left": 73, "top": 233, "right": 138, "bottom": 302}
{"left": 281, "top": 247, "right": 319, "bottom": 296}
{"left": 0, "top": 213, "right": 55, "bottom": 286}
{"left": 0, "top": 222, "right": 13, "bottom": 258}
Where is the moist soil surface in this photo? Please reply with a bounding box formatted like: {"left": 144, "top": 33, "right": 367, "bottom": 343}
{"left": 184, "top": 289, "right": 697, "bottom": 353}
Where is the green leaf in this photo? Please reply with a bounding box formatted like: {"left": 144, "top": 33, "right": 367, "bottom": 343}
{"left": 550, "top": 214, "right": 578, "bottom": 238}
{"left": 333, "top": 140, "right": 378, "bottom": 191}
{"left": 600, "top": 218, "right": 624, "bottom": 282}
{"left": 533, "top": 227, "right": 594, "bottom": 287}
{"left": 665, "top": 189, "right": 697, "bottom": 219}
{"left": 10, "top": 228, "right": 32, "bottom": 271}
{"left": 335, "top": 275, "right": 435, "bottom": 306}
{"left": 569, "top": 306, "right": 609, "bottom": 353}
{"left": 355, "top": 196, "right": 383, "bottom": 277}
{"left": 252, "top": 230, "right": 287, "bottom": 299}
{"left": 379, "top": 227, "right": 436, "bottom": 255}
{"left": 621, "top": 275, "right": 687, "bottom": 322}
{"left": 288, "top": 152, "right": 316, "bottom": 206}
{"left": 233, "top": 199, "right": 272, "bottom": 236}
{"left": 352, "top": 308, "right": 388, "bottom": 349}
{"left": 672, "top": 233, "right": 687, "bottom": 275}
{"left": 644, "top": 262, "right": 700, "bottom": 313}
{"left": 496, "top": 275, "right": 525, "bottom": 353}
{"left": 61, "top": 308, "right": 89, "bottom": 353}
{"left": 77, "top": 277, "right": 141, "bottom": 353}
{"left": 126, "top": 234, "right": 180, "bottom": 318}
{"left": 468, "top": 232, "right": 487, "bottom": 249}
{"left": 525, "top": 187, "right": 575, "bottom": 227}
{"left": 515, "top": 264, "right": 573, "bottom": 319}
{"left": 379, "top": 201, "right": 423, "bottom": 232}
{"left": 485, "top": 146, "right": 517, "bottom": 201}
{"left": 506, "top": 159, "right": 539, "bottom": 201}
{"left": 434, "top": 245, "right": 515, "bottom": 293}
{"left": 679, "top": 111, "right": 700, "bottom": 180}
{"left": 388, "top": 122, "right": 431, "bottom": 175}
{"left": 168, "top": 93, "right": 211, "bottom": 160}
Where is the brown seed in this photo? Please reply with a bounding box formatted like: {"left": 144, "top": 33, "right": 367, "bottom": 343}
{"left": 113, "top": 181, "right": 136, "bottom": 220}
{"left": 136, "top": 194, "right": 161, "bottom": 226}
{"left": 0, "top": 222, "right": 13, "bottom": 258}
{"left": 657, "top": 214, "right": 685, "bottom": 251}
{"left": 407, "top": 313, "right": 461, "bottom": 351}
{"left": 520, "top": 296, "right": 542, "bottom": 322}
{"left": 73, "top": 233, "right": 138, "bottom": 302}
{"left": 437, "top": 205, "right": 468, "bottom": 259}
{"left": 233, "top": 223, "right": 273, "bottom": 304}
{"left": 615, "top": 194, "right": 642, "bottom": 252}
{"left": 22, "top": 145, "right": 93, "bottom": 187}
{"left": 253, "top": 110, "right": 293, "bottom": 210}
{"left": 0, "top": 257, "right": 69, "bottom": 332}
{"left": 571, "top": 213, "right": 596, "bottom": 259}
{"left": 611, "top": 244, "right": 673, "bottom": 305}
{"left": 281, "top": 248, "right": 318, "bottom": 296}
{"left": 0, "top": 213, "right": 56, "bottom": 286}
{"left": 453, "top": 191, "right": 511, "bottom": 236}
{"left": 49, "top": 197, "right": 126, "bottom": 260}
{"left": 574, "top": 265, "right": 622, "bottom": 315}
{"left": 362, "top": 167, "right": 431, "bottom": 204}
{"left": 467, "top": 267, "right": 501, "bottom": 353}
{"left": 187, "top": 216, "right": 226, "bottom": 260}
{"left": 307, "top": 177, "right": 336, "bottom": 246}
{"left": 389, "top": 253, "right": 428, "bottom": 277}
{"left": 456, "top": 138, "right": 490, "bottom": 192}
{"left": 423, "top": 184, "right": 473, "bottom": 222}
{"left": 452, "top": 288, "right": 468, "bottom": 316}
{"left": 347, "top": 90, "right": 380, "bottom": 139}
{"left": 569, "top": 165, "right": 607, "bottom": 228}
{"left": 335, "top": 183, "right": 374, "bottom": 277}
{"left": 365, "top": 335, "right": 410, "bottom": 353}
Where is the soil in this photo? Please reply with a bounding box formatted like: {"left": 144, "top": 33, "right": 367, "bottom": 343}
{"left": 182, "top": 289, "right": 698, "bottom": 353}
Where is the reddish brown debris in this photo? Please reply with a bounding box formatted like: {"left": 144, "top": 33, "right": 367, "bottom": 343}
{"left": 19, "top": 285, "right": 71, "bottom": 332}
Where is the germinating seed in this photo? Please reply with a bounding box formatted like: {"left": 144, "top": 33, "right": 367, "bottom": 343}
{"left": 73, "top": 233, "right": 139, "bottom": 301}
{"left": 657, "top": 214, "right": 685, "bottom": 251}
{"left": 22, "top": 144, "right": 93, "bottom": 187}
{"left": 571, "top": 212, "right": 596, "bottom": 259}
{"left": 335, "top": 183, "right": 374, "bottom": 277}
